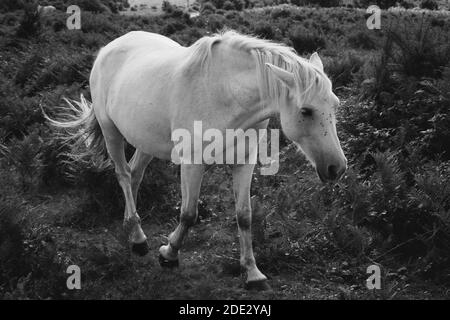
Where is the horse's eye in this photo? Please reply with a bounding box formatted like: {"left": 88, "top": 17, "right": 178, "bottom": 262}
{"left": 301, "top": 108, "right": 313, "bottom": 117}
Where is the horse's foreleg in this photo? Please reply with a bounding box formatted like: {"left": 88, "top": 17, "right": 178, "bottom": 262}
{"left": 232, "top": 164, "right": 269, "bottom": 290}
{"left": 102, "top": 123, "right": 148, "bottom": 256}
{"left": 159, "top": 164, "right": 205, "bottom": 267}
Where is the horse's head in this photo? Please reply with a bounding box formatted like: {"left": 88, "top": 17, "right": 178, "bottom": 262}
{"left": 266, "top": 53, "right": 347, "bottom": 182}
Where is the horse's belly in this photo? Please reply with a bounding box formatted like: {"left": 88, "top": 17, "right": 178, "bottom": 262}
{"left": 112, "top": 103, "right": 174, "bottom": 160}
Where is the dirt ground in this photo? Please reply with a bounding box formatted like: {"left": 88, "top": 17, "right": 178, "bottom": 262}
{"left": 15, "top": 163, "right": 449, "bottom": 300}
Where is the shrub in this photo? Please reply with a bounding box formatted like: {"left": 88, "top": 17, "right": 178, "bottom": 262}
{"left": 40, "top": 129, "right": 71, "bottom": 187}
{"left": 206, "top": 14, "right": 225, "bottom": 32}
{"left": 0, "top": 200, "right": 67, "bottom": 299}
{"left": 348, "top": 31, "right": 377, "bottom": 50}
{"left": 357, "top": 17, "right": 450, "bottom": 100}
{"left": 70, "top": 0, "right": 111, "bottom": 13}
{"left": 304, "top": 0, "right": 340, "bottom": 7}
{"left": 289, "top": 26, "right": 326, "bottom": 54}
{"left": 359, "top": 0, "right": 397, "bottom": 9}
{"left": 388, "top": 22, "right": 450, "bottom": 78}
{"left": 0, "top": 86, "right": 43, "bottom": 140}
{"left": 399, "top": 0, "right": 414, "bottom": 9}
{"left": 0, "top": 201, "right": 27, "bottom": 286}
{"left": 209, "top": 0, "right": 243, "bottom": 10}
{"left": 0, "top": 0, "right": 25, "bottom": 12}
{"left": 202, "top": 2, "right": 217, "bottom": 14}
{"left": 14, "top": 50, "right": 43, "bottom": 88}
{"left": 270, "top": 7, "right": 291, "bottom": 19}
{"left": 231, "top": 0, "right": 245, "bottom": 10}
{"left": 252, "top": 21, "right": 274, "bottom": 39}
{"left": 80, "top": 12, "right": 120, "bottom": 34}
{"left": 290, "top": 0, "right": 308, "bottom": 6}
{"left": 223, "top": 1, "right": 235, "bottom": 10}
{"left": 420, "top": 0, "right": 438, "bottom": 10}
{"left": 163, "top": 21, "right": 186, "bottom": 35}
{"left": 16, "top": 2, "right": 41, "bottom": 38}
{"left": 0, "top": 130, "right": 44, "bottom": 190}
{"left": 324, "top": 51, "right": 365, "bottom": 88}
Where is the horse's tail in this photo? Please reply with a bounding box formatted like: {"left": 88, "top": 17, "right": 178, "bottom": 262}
{"left": 43, "top": 94, "right": 111, "bottom": 171}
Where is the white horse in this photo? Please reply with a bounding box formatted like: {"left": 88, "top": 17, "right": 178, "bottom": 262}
{"left": 47, "top": 30, "right": 347, "bottom": 290}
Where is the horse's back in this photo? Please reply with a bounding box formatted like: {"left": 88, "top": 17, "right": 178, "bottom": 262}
{"left": 90, "top": 31, "right": 183, "bottom": 117}
{"left": 106, "top": 31, "right": 181, "bottom": 53}
{"left": 91, "top": 31, "right": 180, "bottom": 85}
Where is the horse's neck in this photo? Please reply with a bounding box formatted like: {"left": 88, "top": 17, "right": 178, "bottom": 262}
{"left": 206, "top": 46, "right": 278, "bottom": 129}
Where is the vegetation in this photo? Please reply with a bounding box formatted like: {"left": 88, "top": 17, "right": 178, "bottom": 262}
{"left": 0, "top": 0, "right": 449, "bottom": 299}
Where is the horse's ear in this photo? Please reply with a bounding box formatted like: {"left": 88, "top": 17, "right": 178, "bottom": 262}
{"left": 309, "top": 52, "right": 324, "bottom": 72}
{"left": 265, "top": 63, "right": 295, "bottom": 89}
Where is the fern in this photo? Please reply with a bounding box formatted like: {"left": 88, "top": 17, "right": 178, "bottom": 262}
{"left": 0, "top": 131, "right": 43, "bottom": 190}
{"left": 372, "top": 150, "right": 406, "bottom": 201}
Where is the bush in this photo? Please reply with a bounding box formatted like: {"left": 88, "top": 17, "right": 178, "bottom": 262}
{"left": 303, "top": 0, "right": 340, "bottom": 7}
{"left": 324, "top": 51, "right": 365, "bottom": 88}
{"left": 16, "top": 2, "right": 41, "bottom": 38}
{"left": 0, "top": 88, "right": 43, "bottom": 140}
{"left": 70, "top": 0, "right": 111, "bottom": 13}
{"left": 289, "top": 26, "right": 326, "bottom": 54}
{"left": 0, "top": 201, "right": 27, "bottom": 286}
{"left": 399, "top": 0, "right": 415, "bottom": 9}
{"left": 325, "top": 151, "right": 450, "bottom": 271}
{"left": 202, "top": 2, "right": 217, "bottom": 14}
{"left": 357, "top": 16, "right": 450, "bottom": 100}
{"left": 0, "top": 199, "right": 67, "bottom": 299}
{"left": 348, "top": 31, "right": 377, "bottom": 50}
{"left": 252, "top": 21, "right": 274, "bottom": 39}
{"left": 209, "top": 0, "right": 244, "bottom": 10}
{"left": 0, "top": 0, "right": 26, "bottom": 12}
{"left": 270, "top": 7, "right": 291, "bottom": 19}
{"left": 223, "top": 1, "right": 235, "bottom": 10}
{"left": 388, "top": 22, "right": 450, "bottom": 78}
{"left": 359, "top": 0, "right": 397, "bottom": 9}
{"left": 0, "top": 130, "right": 44, "bottom": 190}
{"left": 80, "top": 12, "right": 120, "bottom": 34}
{"left": 163, "top": 21, "right": 186, "bottom": 35}
{"left": 206, "top": 14, "right": 225, "bottom": 32}
{"left": 420, "top": 0, "right": 438, "bottom": 10}
{"left": 290, "top": 0, "right": 308, "bottom": 6}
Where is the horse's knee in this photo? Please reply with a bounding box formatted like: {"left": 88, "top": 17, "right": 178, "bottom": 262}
{"left": 237, "top": 207, "right": 252, "bottom": 230}
{"left": 241, "top": 255, "right": 256, "bottom": 269}
{"left": 180, "top": 205, "right": 198, "bottom": 227}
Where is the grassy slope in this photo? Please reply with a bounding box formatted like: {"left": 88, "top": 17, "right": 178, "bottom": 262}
{"left": 1, "top": 3, "right": 450, "bottom": 299}
{"left": 16, "top": 146, "right": 448, "bottom": 300}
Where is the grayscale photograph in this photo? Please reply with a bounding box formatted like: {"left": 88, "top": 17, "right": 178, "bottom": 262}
{"left": 0, "top": 0, "right": 449, "bottom": 304}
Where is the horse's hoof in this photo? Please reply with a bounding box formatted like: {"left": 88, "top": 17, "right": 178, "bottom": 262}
{"left": 245, "top": 279, "right": 271, "bottom": 291}
{"left": 131, "top": 240, "right": 149, "bottom": 257}
{"left": 159, "top": 254, "right": 179, "bottom": 269}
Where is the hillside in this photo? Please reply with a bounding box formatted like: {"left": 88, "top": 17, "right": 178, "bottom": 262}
{"left": 0, "top": 0, "right": 449, "bottom": 299}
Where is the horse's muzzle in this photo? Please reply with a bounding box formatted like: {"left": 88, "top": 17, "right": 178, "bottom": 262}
{"left": 317, "top": 162, "right": 347, "bottom": 183}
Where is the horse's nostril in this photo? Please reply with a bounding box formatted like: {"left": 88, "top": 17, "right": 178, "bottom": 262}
{"left": 327, "top": 165, "right": 338, "bottom": 180}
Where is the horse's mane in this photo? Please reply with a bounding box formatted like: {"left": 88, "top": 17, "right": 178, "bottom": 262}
{"left": 184, "top": 30, "right": 332, "bottom": 108}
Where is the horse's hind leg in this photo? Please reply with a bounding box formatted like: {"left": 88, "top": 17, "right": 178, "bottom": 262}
{"left": 159, "top": 164, "right": 205, "bottom": 267}
{"left": 129, "top": 149, "right": 153, "bottom": 205}
{"left": 232, "top": 163, "right": 270, "bottom": 291}
{"left": 101, "top": 123, "right": 149, "bottom": 256}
